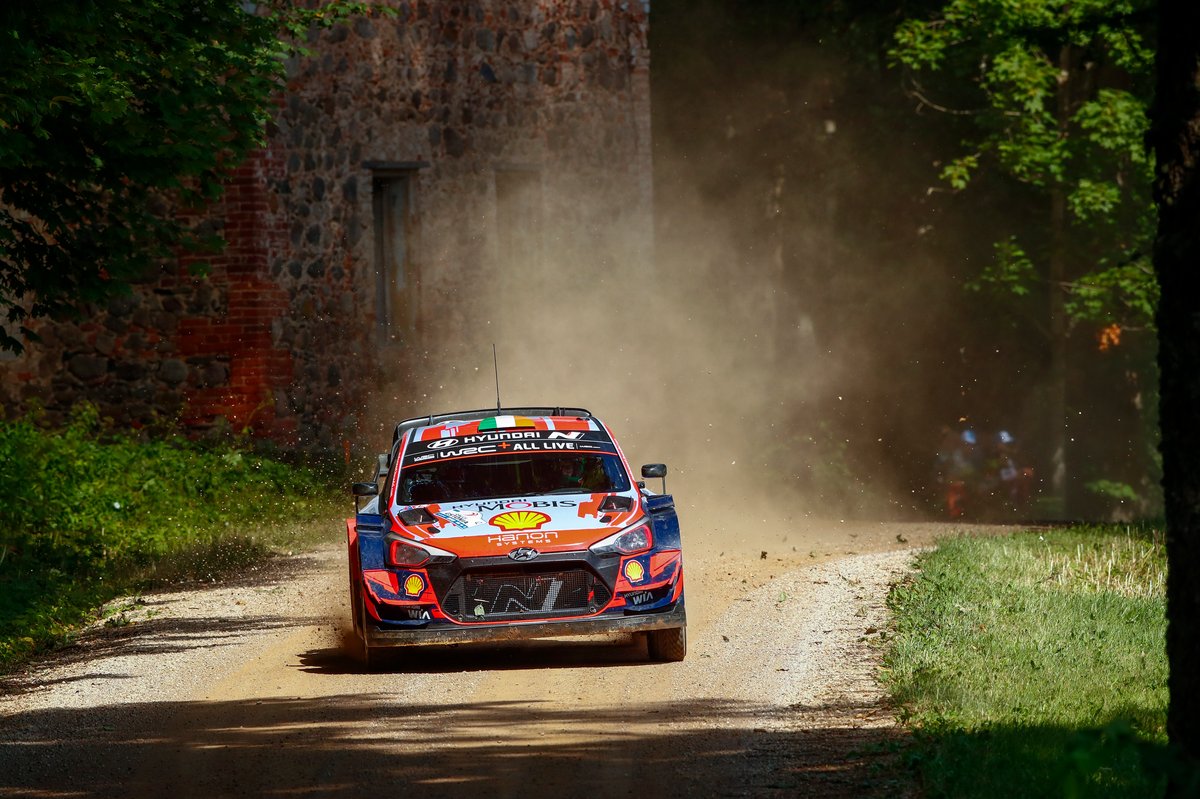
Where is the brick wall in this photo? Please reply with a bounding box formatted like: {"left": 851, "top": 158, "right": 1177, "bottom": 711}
{"left": 175, "top": 148, "right": 297, "bottom": 440}
{"left": 0, "top": 0, "right": 653, "bottom": 449}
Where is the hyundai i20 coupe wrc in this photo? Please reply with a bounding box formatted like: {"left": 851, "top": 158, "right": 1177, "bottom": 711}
{"left": 346, "top": 407, "right": 686, "bottom": 666}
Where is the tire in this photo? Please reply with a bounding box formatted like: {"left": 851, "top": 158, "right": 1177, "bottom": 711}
{"left": 647, "top": 625, "right": 687, "bottom": 662}
{"left": 348, "top": 581, "right": 376, "bottom": 669}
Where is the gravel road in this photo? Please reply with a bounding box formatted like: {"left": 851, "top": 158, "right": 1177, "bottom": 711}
{"left": 0, "top": 518, "right": 1005, "bottom": 797}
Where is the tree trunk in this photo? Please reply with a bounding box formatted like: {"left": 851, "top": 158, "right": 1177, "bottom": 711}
{"left": 1152, "top": 0, "right": 1200, "bottom": 791}
{"left": 1048, "top": 186, "right": 1068, "bottom": 513}
{"left": 1047, "top": 44, "right": 1072, "bottom": 516}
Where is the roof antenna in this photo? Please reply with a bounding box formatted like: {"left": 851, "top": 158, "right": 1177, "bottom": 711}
{"left": 492, "top": 343, "right": 502, "bottom": 413}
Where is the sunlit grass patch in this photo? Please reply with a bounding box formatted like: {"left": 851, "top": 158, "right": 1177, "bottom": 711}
{"left": 1037, "top": 527, "right": 1165, "bottom": 599}
{"left": 883, "top": 525, "right": 1168, "bottom": 798}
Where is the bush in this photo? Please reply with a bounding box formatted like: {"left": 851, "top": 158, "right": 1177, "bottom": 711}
{"left": 0, "top": 404, "right": 344, "bottom": 669}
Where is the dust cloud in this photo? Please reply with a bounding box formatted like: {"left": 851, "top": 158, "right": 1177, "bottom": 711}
{"left": 360, "top": 178, "right": 917, "bottom": 551}
{"left": 355, "top": 60, "right": 957, "bottom": 547}
{"left": 355, "top": 13, "right": 1047, "bottom": 536}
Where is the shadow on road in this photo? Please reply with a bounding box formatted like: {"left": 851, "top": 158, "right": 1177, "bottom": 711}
{"left": 0, "top": 694, "right": 909, "bottom": 798}
{"left": 0, "top": 614, "right": 328, "bottom": 697}
{"left": 298, "top": 634, "right": 657, "bottom": 675}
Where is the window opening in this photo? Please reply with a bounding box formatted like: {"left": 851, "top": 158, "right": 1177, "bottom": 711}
{"left": 372, "top": 175, "right": 417, "bottom": 345}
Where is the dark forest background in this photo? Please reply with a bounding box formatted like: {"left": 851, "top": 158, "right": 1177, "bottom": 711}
{"left": 649, "top": 0, "right": 1157, "bottom": 520}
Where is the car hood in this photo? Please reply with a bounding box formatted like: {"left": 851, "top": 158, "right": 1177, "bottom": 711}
{"left": 395, "top": 492, "right": 643, "bottom": 557}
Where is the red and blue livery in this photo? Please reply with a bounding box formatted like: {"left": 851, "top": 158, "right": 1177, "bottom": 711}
{"left": 346, "top": 407, "right": 687, "bottom": 665}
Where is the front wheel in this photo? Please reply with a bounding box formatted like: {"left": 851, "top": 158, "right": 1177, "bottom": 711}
{"left": 348, "top": 581, "right": 378, "bottom": 669}
{"left": 647, "top": 625, "right": 687, "bottom": 662}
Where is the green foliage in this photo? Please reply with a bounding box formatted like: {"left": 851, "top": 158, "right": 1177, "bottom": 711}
{"left": 967, "top": 237, "right": 1036, "bottom": 296}
{"left": 0, "top": 403, "right": 333, "bottom": 565}
{"left": 939, "top": 154, "right": 979, "bottom": 191}
{"left": 0, "top": 405, "right": 343, "bottom": 668}
{"left": 1085, "top": 479, "right": 1142, "bottom": 506}
{"left": 883, "top": 526, "right": 1170, "bottom": 797}
{"left": 890, "top": 0, "right": 1157, "bottom": 330}
{"left": 1064, "top": 259, "right": 1158, "bottom": 326}
{"left": 0, "top": 0, "right": 382, "bottom": 352}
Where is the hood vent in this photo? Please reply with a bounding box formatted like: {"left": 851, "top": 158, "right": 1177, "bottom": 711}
{"left": 599, "top": 495, "right": 634, "bottom": 513}
{"left": 399, "top": 507, "right": 437, "bottom": 525}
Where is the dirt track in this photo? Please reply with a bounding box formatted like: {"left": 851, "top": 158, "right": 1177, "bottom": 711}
{"left": 0, "top": 519, "right": 1005, "bottom": 798}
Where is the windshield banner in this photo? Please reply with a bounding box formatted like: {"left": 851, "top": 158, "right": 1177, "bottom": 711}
{"left": 401, "top": 429, "right": 618, "bottom": 467}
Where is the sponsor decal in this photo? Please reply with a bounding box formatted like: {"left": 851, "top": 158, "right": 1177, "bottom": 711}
{"left": 423, "top": 444, "right": 499, "bottom": 460}
{"left": 625, "top": 590, "right": 654, "bottom": 606}
{"left": 401, "top": 429, "right": 617, "bottom": 466}
{"left": 467, "top": 499, "right": 577, "bottom": 512}
{"left": 461, "top": 431, "right": 539, "bottom": 443}
{"left": 490, "top": 510, "right": 551, "bottom": 532}
{"left": 403, "top": 574, "right": 425, "bottom": 597}
{"left": 487, "top": 531, "right": 559, "bottom": 547}
{"left": 507, "top": 547, "right": 540, "bottom": 562}
{"left": 433, "top": 509, "right": 485, "bottom": 529}
{"left": 505, "top": 441, "right": 585, "bottom": 452}
{"left": 409, "top": 441, "right": 606, "bottom": 462}
{"left": 624, "top": 560, "right": 646, "bottom": 583}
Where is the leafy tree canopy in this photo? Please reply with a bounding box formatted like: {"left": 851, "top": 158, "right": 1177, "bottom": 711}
{"left": 891, "top": 0, "right": 1157, "bottom": 331}
{"left": 0, "top": 0, "right": 376, "bottom": 352}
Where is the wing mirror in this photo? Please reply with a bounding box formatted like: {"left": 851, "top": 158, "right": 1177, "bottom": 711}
{"left": 640, "top": 463, "right": 668, "bottom": 494}
{"left": 352, "top": 481, "right": 378, "bottom": 513}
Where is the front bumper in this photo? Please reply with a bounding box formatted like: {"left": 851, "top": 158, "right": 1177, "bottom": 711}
{"left": 364, "top": 601, "right": 686, "bottom": 648}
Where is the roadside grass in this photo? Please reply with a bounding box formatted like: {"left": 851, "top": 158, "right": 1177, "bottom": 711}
{"left": 883, "top": 525, "right": 1171, "bottom": 798}
{"left": 0, "top": 405, "right": 345, "bottom": 671}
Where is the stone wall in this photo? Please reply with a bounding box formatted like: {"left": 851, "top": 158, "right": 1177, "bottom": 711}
{"left": 0, "top": 0, "right": 653, "bottom": 448}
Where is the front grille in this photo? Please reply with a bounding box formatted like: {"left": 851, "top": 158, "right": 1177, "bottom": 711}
{"left": 439, "top": 567, "right": 612, "bottom": 621}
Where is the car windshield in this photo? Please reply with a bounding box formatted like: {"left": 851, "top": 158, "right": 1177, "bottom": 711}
{"left": 398, "top": 452, "right": 631, "bottom": 504}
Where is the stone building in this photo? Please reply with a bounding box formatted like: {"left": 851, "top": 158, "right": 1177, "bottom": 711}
{"left": 0, "top": 0, "right": 653, "bottom": 448}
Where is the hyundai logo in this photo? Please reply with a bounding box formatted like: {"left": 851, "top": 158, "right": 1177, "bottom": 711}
{"left": 508, "top": 547, "right": 540, "bottom": 562}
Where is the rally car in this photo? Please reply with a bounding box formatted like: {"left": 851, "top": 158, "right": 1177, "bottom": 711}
{"left": 346, "top": 407, "right": 686, "bottom": 666}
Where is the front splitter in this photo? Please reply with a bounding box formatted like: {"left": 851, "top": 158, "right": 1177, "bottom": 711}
{"left": 364, "top": 603, "right": 686, "bottom": 647}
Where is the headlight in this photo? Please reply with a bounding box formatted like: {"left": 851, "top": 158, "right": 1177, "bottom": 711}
{"left": 387, "top": 537, "right": 457, "bottom": 568}
{"left": 590, "top": 520, "right": 653, "bottom": 556}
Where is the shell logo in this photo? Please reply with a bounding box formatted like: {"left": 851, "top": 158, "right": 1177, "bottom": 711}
{"left": 489, "top": 510, "right": 551, "bottom": 532}
{"left": 403, "top": 574, "right": 425, "bottom": 597}
{"left": 624, "top": 559, "right": 646, "bottom": 583}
